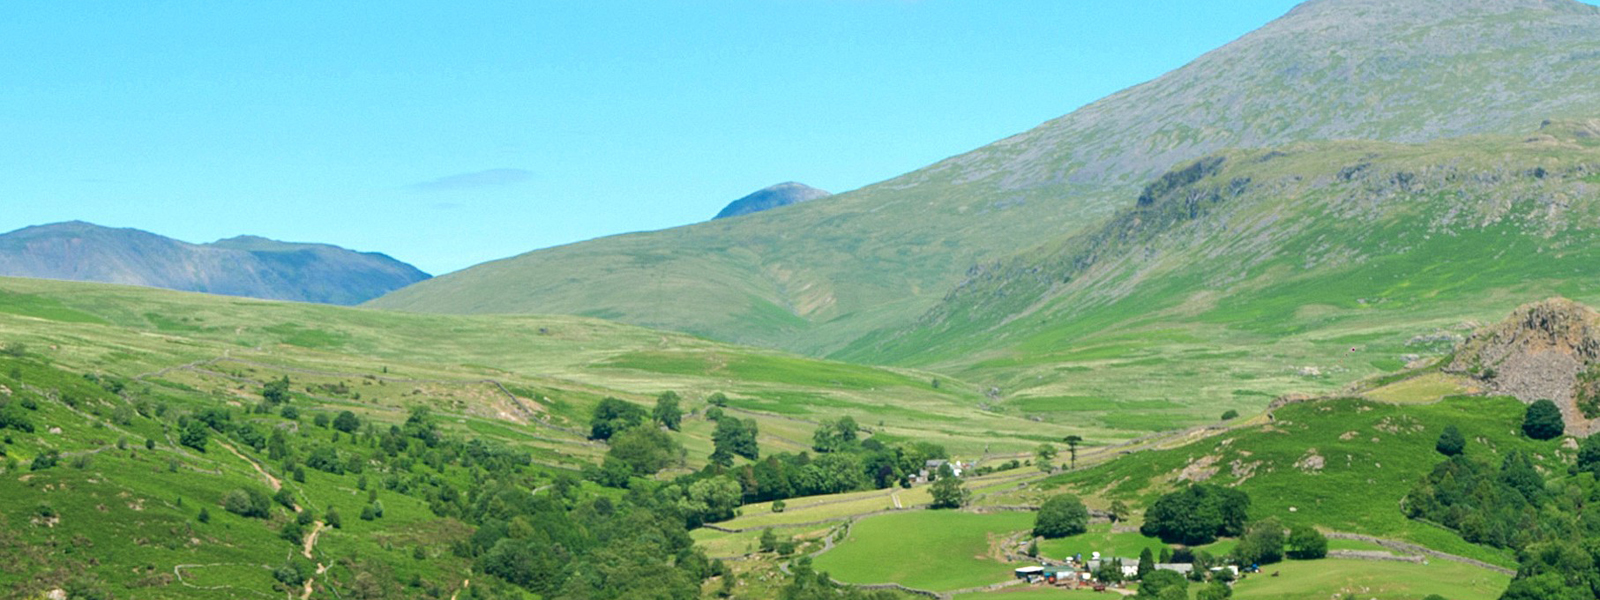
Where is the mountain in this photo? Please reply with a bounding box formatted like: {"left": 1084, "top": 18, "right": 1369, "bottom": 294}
{"left": 713, "top": 182, "right": 832, "bottom": 220}
{"left": 833, "top": 122, "right": 1600, "bottom": 426}
{"left": 0, "top": 222, "right": 429, "bottom": 305}
{"left": 371, "top": 0, "right": 1600, "bottom": 356}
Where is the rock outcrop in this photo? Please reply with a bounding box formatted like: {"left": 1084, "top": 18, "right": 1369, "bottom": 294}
{"left": 1448, "top": 298, "right": 1600, "bottom": 435}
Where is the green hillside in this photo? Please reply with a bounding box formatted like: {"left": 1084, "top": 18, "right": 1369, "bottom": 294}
{"left": 835, "top": 123, "right": 1600, "bottom": 434}
{"left": 370, "top": 0, "right": 1600, "bottom": 356}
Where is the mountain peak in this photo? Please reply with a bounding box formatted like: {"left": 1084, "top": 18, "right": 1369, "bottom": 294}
{"left": 712, "top": 182, "right": 832, "bottom": 220}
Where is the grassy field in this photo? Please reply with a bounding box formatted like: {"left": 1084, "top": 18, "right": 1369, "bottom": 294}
{"left": 814, "top": 510, "right": 1034, "bottom": 592}
{"left": 1036, "top": 523, "right": 1168, "bottom": 562}
{"left": 1038, "top": 391, "right": 1560, "bottom": 568}
{"left": 1231, "top": 558, "right": 1510, "bottom": 600}
{"left": 0, "top": 276, "right": 1102, "bottom": 462}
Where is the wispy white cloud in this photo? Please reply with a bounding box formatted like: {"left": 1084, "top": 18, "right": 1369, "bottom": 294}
{"left": 408, "top": 168, "right": 533, "bottom": 193}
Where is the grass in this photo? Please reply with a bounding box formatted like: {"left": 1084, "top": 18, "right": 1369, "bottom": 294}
{"left": 1363, "top": 372, "right": 1474, "bottom": 404}
{"left": 1039, "top": 393, "right": 1556, "bottom": 568}
{"left": 1231, "top": 558, "right": 1510, "bottom": 600}
{"left": 1036, "top": 523, "right": 1168, "bottom": 562}
{"left": 815, "top": 510, "right": 1034, "bottom": 592}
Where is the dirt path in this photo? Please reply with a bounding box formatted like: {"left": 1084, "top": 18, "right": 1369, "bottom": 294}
{"left": 216, "top": 439, "right": 282, "bottom": 492}
{"left": 449, "top": 578, "right": 470, "bottom": 600}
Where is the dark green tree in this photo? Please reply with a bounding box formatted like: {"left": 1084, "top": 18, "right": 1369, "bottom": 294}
{"left": 589, "top": 397, "right": 648, "bottom": 441}
{"left": 332, "top": 410, "right": 361, "bottom": 433}
{"left": 1522, "top": 399, "right": 1565, "bottom": 440}
{"left": 1286, "top": 524, "right": 1327, "bottom": 560}
{"left": 1136, "top": 569, "right": 1187, "bottom": 599}
{"left": 652, "top": 391, "right": 683, "bottom": 431}
{"left": 606, "top": 425, "right": 684, "bottom": 476}
{"left": 1063, "top": 435, "right": 1083, "bottom": 469}
{"left": 713, "top": 417, "right": 759, "bottom": 461}
{"left": 262, "top": 376, "right": 291, "bottom": 404}
{"left": 1578, "top": 432, "right": 1600, "bottom": 476}
{"left": 179, "top": 419, "right": 209, "bottom": 452}
{"left": 1137, "top": 547, "right": 1155, "bottom": 579}
{"left": 1436, "top": 424, "right": 1466, "bottom": 456}
{"left": 1140, "top": 484, "right": 1250, "bottom": 545}
{"left": 1033, "top": 494, "right": 1089, "bottom": 538}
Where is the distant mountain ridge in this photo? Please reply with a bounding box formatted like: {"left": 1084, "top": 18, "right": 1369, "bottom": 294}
{"left": 0, "top": 221, "right": 429, "bottom": 305}
{"left": 713, "top": 182, "right": 832, "bottom": 220}
{"left": 371, "top": 0, "right": 1600, "bottom": 356}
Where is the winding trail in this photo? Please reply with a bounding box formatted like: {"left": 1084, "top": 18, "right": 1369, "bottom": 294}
{"left": 216, "top": 439, "right": 282, "bottom": 492}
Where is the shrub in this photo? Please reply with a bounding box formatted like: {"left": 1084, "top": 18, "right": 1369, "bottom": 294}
{"left": 1034, "top": 494, "right": 1090, "bottom": 538}
{"left": 332, "top": 411, "right": 361, "bottom": 433}
{"left": 1522, "top": 400, "right": 1565, "bottom": 440}
{"left": 1221, "top": 409, "right": 1240, "bottom": 421}
{"left": 325, "top": 506, "right": 343, "bottom": 529}
{"left": 198, "top": 508, "right": 211, "bottom": 523}
{"left": 1434, "top": 424, "right": 1465, "bottom": 456}
{"left": 929, "top": 474, "right": 968, "bottom": 509}
{"left": 222, "top": 487, "right": 272, "bottom": 518}
{"left": 30, "top": 450, "right": 60, "bottom": 471}
{"left": 1232, "top": 518, "right": 1285, "bottom": 566}
{"left": 1286, "top": 525, "right": 1327, "bottom": 560}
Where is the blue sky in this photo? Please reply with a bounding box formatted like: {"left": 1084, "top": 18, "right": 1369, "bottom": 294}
{"left": 2, "top": 1, "right": 1317, "bottom": 275}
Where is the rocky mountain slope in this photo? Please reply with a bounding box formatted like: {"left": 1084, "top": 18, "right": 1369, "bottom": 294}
{"left": 833, "top": 122, "right": 1600, "bottom": 422}
{"left": 0, "top": 222, "right": 429, "bottom": 305}
{"left": 370, "top": 0, "right": 1600, "bottom": 356}
{"left": 713, "top": 182, "right": 832, "bottom": 220}
{"left": 1450, "top": 297, "right": 1600, "bottom": 434}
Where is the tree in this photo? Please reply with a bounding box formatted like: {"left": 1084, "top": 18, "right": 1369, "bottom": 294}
{"left": 1137, "top": 547, "right": 1155, "bottom": 579}
{"left": 1286, "top": 524, "right": 1328, "bottom": 560}
{"left": 589, "top": 397, "right": 647, "bottom": 441}
{"left": 180, "top": 420, "right": 210, "bottom": 452}
{"left": 1141, "top": 484, "right": 1250, "bottom": 545}
{"left": 1233, "top": 518, "right": 1285, "bottom": 566}
{"left": 811, "top": 417, "right": 860, "bottom": 453}
{"left": 759, "top": 528, "right": 778, "bottom": 553}
{"left": 713, "top": 417, "right": 759, "bottom": 461}
{"left": 1197, "top": 580, "right": 1233, "bottom": 600}
{"left": 678, "top": 476, "right": 742, "bottom": 526}
{"left": 1033, "top": 494, "right": 1090, "bottom": 538}
{"left": 332, "top": 410, "right": 362, "bottom": 434}
{"left": 222, "top": 487, "right": 272, "bottom": 518}
{"left": 652, "top": 391, "right": 683, "bottom": 431}
{"left": 197, "top": 507, "right": 211, "bottom": 523}
{"left": 606, "top": 425, "right": 685, "bottom": 476}
{"left": 1436, "top": 424, "right": 1466, "bottom": 456}
{"left": 1137, "top": 570, "right": 1187, "bottom": 599}
{"left": 1220, "top": 409, "right": 1240, "bottom": 421}
{"left": 1523, "top": 399, "right": 1565, "bottom": 440}
{"left": 930, "top": 474, "right": 969, "bottom": 509}
{"left": 1578, "top": 433, "right": 1600, "bottom": 477}
{"left": 1035, "top": 444, "right": 1057, "bottom": 472}
{"left": 1063, "top": 435, "right": 1083, "bottom": 469}
{"left": 1110, "top": 500, "right": 1130, "bottom": 523}
{"left": 263, "top": 376, "right": 291, "bottom": 404}
{"left": 325, "top": 506, "right": 343, "bottom": 529}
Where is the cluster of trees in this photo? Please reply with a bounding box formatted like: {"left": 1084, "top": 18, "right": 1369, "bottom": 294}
{"left": 584, "top": 392, "right": 959, "bottom": 522}
{"left": 1405, "top": 426, "right": 1600, "bottom": 599}
{"left": 1136, "top": 484, "right": 1325, "bottom": 572}
{"left": 1140, "top": 484, "right": 1251, "bottom": 545}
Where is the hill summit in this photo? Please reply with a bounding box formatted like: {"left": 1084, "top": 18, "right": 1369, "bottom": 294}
{"left": 1451, "top": 298, "right": 1600, "bottom": 435}
{"left": 713, "top": 182, "right": 832, "bottom": 220}
{"left": 0, "top": 221, "right": 429, "bottom": 305}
